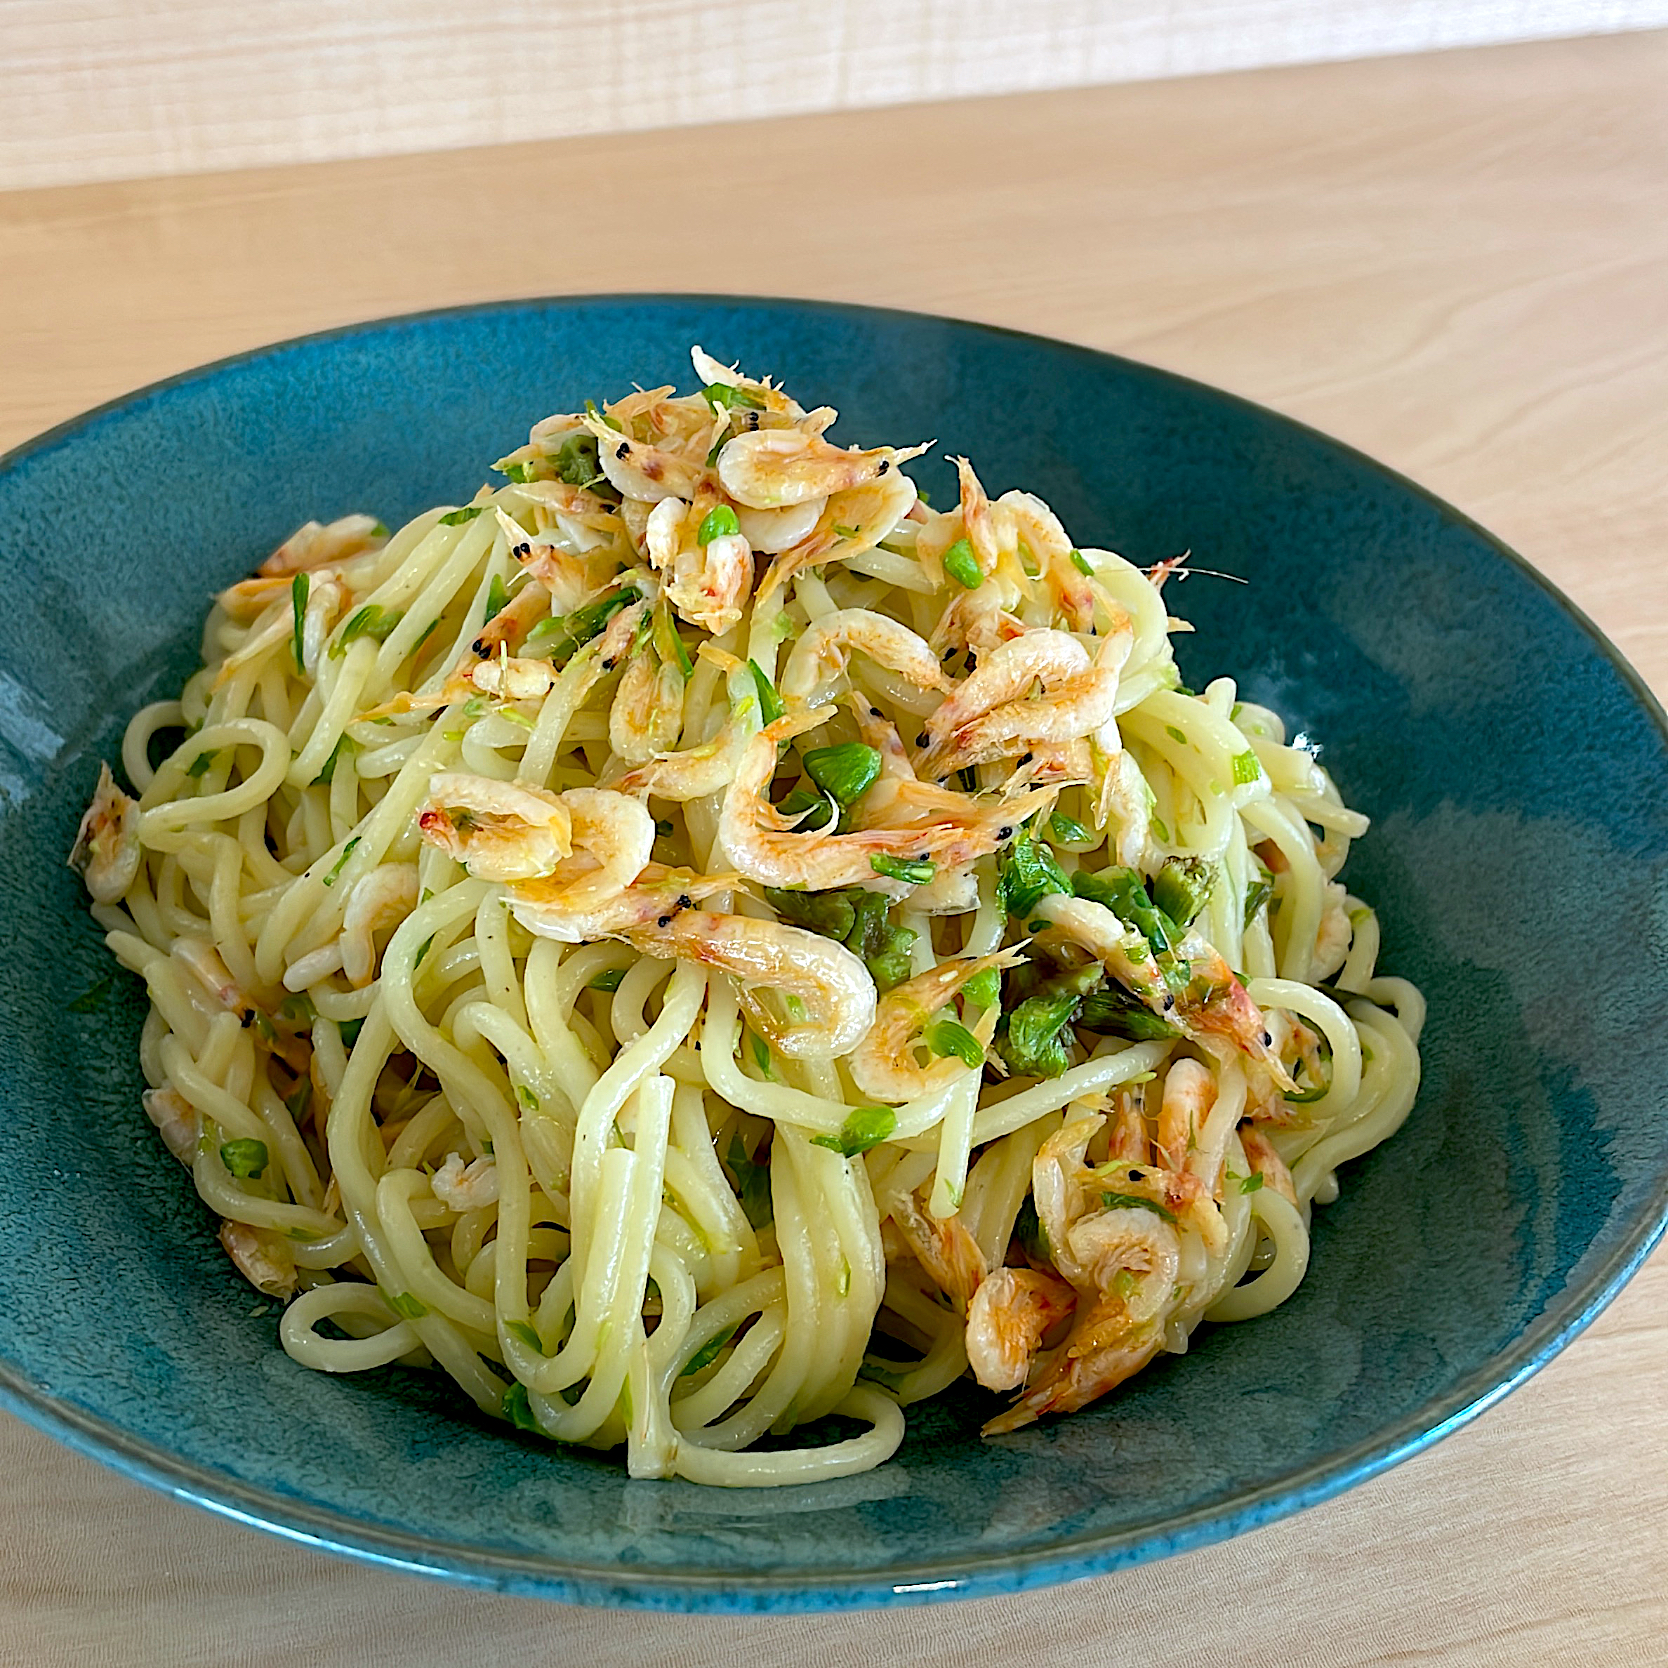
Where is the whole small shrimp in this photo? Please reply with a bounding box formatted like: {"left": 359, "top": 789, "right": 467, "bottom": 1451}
{"left": 645, "top": 492, "right": 754, "bottom": 636}
{"left": 609, "top": 641, "right": 686, "bottom": 765}
{"left": 142, "top": 1086, "right": 200, "bottom": 1166}
{"left": 69, "top": 762, "right": 141, "bottom": 903}
{"left": 1156, "top": 1056, "right": 1215, "bottom": 1174}
{"left": 754, "top": 467, "right": 920, "bottom": 601}
{"left": 257, "top": 513, "right": 387, "bottom": 578}
{"left": 734, "top": 498, "right": 827, "bottom": 554}
{"left": 847, "top": 949, "right": 1021, "bottom": 1104}
{"left": 584, "top": 415, "right": 708, "bottom": 503}
{"left": 340, "top": 863, "right": 419, "bottom": 987}
{"left": 780, "top": 609, "right": 950, "bottom": 710}
{"left": 965, "top": 1266, "right": 1077, "bottom": 1392}
{"left": 219, "top": 1219, "right": 298, "bottom": 1299}
{"left": 887, "top": 1187, "right": 989, "bottom": 1311}
{"left": 417, "top": 773, "right": 573, "bottom": 883}
{"left": 614, "top": 652, "right": 756, "bottom": 802}
{"left": 719, "top": 708, "right": 1052, "bottom": 893}
{"left": 915, "top": 627, "right": 1130, "bottom": 780}
{"left": 509, "top": 863, "right": 734, "bottom": 943}
{"left": 1005, "top": 491, "right": 1101, "bottom": 632}
{"left": 717, "top": 425, "right": 928, "bottom": 510}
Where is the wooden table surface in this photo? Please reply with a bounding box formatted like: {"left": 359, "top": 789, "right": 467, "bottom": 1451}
{"left": 2, "top": 27, "right": 1665, "bottom": 1667}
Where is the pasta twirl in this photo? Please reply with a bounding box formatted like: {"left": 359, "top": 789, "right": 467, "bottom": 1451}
{"left": 71, "top": 347, "right": 1422, "bottom": 1485}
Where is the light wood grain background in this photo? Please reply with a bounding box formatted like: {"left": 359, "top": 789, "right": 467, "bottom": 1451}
{"left": 2, "top": 24, "right": 1666, "bottom": 1668}
{"left": 4, "top": 0, "right": 1668, "bottom": 189}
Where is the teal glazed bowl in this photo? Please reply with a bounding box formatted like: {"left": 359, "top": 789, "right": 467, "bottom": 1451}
{"left": 2, "top": 297, "right": 1665, "bottom": 1611}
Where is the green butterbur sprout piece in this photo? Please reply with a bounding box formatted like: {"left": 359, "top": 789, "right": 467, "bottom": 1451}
{"left": 389, "top": 1291, "right": 428, "bottom": 1321}
{"left": 680, "top": 1324, "right": 739, "bottom": 1377}
{"left": 775, "top": 785, "right": 835, "bottom": 832}
{"left": 702, "top": 382, "right": 766, "bottom": 412}
{"left": 587, "top": 966, "right": 627, "bottom": 992}
{"left": 810, "top": 1105, "right": 897, "bottom": 1158}
{"left": 1069, "top": 549, "right": 1094, "bottom": 576}
{"left": 529, "top": 585, "right": 639, "bottom": 666}
{"left": 1075, "top": 983, "right": 1179, "bottom": 1041}
{"left": 1070, "top": 866, "right": 1189, "bottom": 992}
{"left": 1150, "top": 855, "right": 1217, "bottom": 927}
{"left": 1050, "top": 809, "right": 1092, "bottom": 844}
{"left": 219, "top": 1138, "right": 268, "bottom": 1179}
{"left": 1099, "top": 1191, "right": 1179, "bottom": 1224}
{"left": 764, "top": 886, "right": 915, "bottom": 992}
{"left": 551, "top": 432, "right": 605, "bottom": 489}
{"left": 502, "top": 1381, "right": 541, "bottom": 1433}
{"left": 942, "top": 537, "right": 981, "bottom": 589}
{"left": 652, "top": 602, "right": 693, "bottom": 677}
{"left": 290, "top": 572, "right": 309, "bottom": 670}
{"left": 1231, "top": 748, "right": 1263, "bottom": 785}
{"left": 961, "top": 966, "right": 1001, "bottom": 1011}
{"left": 870, "top": 853, "right": 935, "bottom": 885}
{"left": 997, "top": 830, "right": 1070, "bottom": 918}
{"left": 337, "top": 1016, "right": 364, "bottom": 1048}
{"left": 995, "top": 991, "right": 1083, "bottom": 1079}
{"left": 803, "top": 742, "right": 881, "bottom": 810}
{"left": 698, "top": 504, "right": 741, "bottom": 545}
{"left": 927, "top": 1019, "right": 984, "bottom": 1069}
{"left": 764, "top": 886, "right": 857, "bottom": 942}
{"left": 316, "top": 733, "right": 357, "bottom": 786}
{"left": 726, "top": 1134, "right": 774, "bottom": 1228}
{"left": 439, "top": 504, "right": 485, "bottom": 526}
{"left": 747, "top": 659, "right": 785, "bottom": 725}
{"left": 331, "top": 604, "right": 403, "bottom": 657}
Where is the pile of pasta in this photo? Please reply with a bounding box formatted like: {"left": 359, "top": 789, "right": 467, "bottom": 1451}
{"left": 71, "top": 348, "right": 1422, "bottom": 1486}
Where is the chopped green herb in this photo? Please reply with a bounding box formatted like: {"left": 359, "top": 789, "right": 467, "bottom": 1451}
{"left": 389, "top": 1291, "right": 428, "bottom": 1320}
{"left": 1231, "top": 749, "right": 1262, "bottom": 786}
{"left": 1151, "top": 815, "right": 1171, "bottom": 844}
{"left": 1014, "top": 1194, "right": 1050, "bottom": 1262}
{"left": 680, "top": 1323, "right": 739, "bottom": 1377}
{"left": 1050, "top": 809, "right": 1092, "bottom": 844}
{"left": 726, "top": 1133, "right": 774, "bottom": 1228}
{"left": 506, "top": 1318, "right": 542, "bottom": 1351}
{"left": 927, "top": 1019, "right": 984, "bottom": 1069}
{"left": 1243, "top": 861, "right": 1275, "bottom": 928}
{"left": 1150, "top": 855, "right": 1216, "bottom": 928}
{"left": 412, "top": 617, "right": 441, "bottom": 652}
{"left": 996, "top": 991, "right": 1082, "bottom": 1079}
{"left": 529, "top": 584, "right": 639, "bottom": 666}
{"left": 440, "top": 504, "right": 485, "bottom": 526}
{"left": 290, "top": 572, "right": 309, "bottom": 670}
{"left": 498, "top": 707, "right": 535, "bottom": 731}
{"left": 482, "top": 574, "right": 511, "bottom": 624}
{"left": 750, "top": 1032, "right": 773, "bottom": 1078}
{"left": 747, "top": 659, "right": 784, "bottom": 725}
{"left": 1069, "top": 549, "right": 1094, "bottom": 576}
{"left": 1075, "top": 983, "right": 1179, "bottom": 1041}
{"left": 809, "top": 1105, "right": 896, "bottom": 1158}
{"left": 584, "top": 397, "right": 623, "bottom": 432}
{"left": 250, "top": 1010, "right": 276, "bottom": 1044}
{"left": 587, "top": 966, "right": 627, "bottom": 993}
{"left": 1240, "top": 1170, "right": 1266, "bottom": 1194}
{"left": 698, "top": 504, "right": 741, "bottom": 545}
{"left": 499, "top": 460, "right": 534, "bottom": 483}
{"left": 185, "top": 750, "right": 217, "bottom": 779}
{"left": 502, "top": 1380, "right": 541, "bottom": 1433}
{"left": 68, "top": 974, "right": 114, "bottom": 1014}
{"left": 337, "top": 1016, "right": 365, "bottom": 1049}
{"left": 516, "top": 1084, "right": 540, "bottom": 1112}
{"left": 997, "top": 830, "right": 1070, "bottom": 918}
{"left": 1099, "top": 1191, "right": 1178, "bottom": 1223}
{"left": 413, "top": 935, "right": 434, "bottom": 968}
{"left": 962, "top": 966, "right": 1001, "bottom": 1011}
{"left": 942, "top": 537, "right": 981, "bottom": 589}
{"left": 803, "top": 742, "right": 881, "bottom": 810}
{"left": 219, "top": 1138, "right": 268, "bottom": 1179}
{"left": 278, "top": 991, "right": 315, "bottom": 1025}
{"left": 1165, "top": 724, "right": 1188, "bottom": 745}
{"left": 321, "top": 836, "right": 360, "bottom": 887}
{"left": 701, "top": 381, "right": 765, "bottom": 411}
{"left": 832, "top": 523, "right": 859, "bottom": 540}
{"left": 870, "top": 853, "right": 935, "bottom": 885}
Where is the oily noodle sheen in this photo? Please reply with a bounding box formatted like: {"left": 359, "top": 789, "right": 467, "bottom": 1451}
{"left": 75, "top": 348, "right": 1423, "bottom": 1487}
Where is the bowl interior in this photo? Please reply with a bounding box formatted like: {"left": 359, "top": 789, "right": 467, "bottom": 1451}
{"left": 2, "top": 297, "right": 1665, "bottom": 1609}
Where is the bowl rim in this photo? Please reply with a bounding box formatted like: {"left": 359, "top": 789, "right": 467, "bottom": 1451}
{"left": 4, "top": 291, "right": 1666, "bottom": 1612}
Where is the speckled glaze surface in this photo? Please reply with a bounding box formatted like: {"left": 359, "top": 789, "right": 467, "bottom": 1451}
{"left": 2, "top": 297, "right": 1665, "bottom": 1612}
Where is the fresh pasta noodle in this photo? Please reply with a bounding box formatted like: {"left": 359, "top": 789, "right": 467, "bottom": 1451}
{"left": 70, "top": 347, "right": 1423, "bottom": 1484}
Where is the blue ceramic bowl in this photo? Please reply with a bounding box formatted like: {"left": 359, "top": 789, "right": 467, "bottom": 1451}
{"left": 2, "top": 297, "right": 1665, "bottom": 1611}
